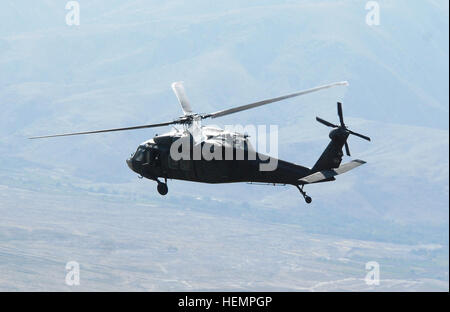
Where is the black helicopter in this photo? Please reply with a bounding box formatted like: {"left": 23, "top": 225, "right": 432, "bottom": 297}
{"left": 30, "top": 81, "right": 370, "bottom": 203}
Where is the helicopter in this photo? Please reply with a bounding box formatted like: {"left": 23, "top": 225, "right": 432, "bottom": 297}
{"left": 30, "top": 81, "right": 370, "bottom": 203}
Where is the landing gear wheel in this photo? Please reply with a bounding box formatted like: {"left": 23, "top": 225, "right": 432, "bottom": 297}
{"left": 157, "top": 183, "right": 168, "bottom": 196}
{"left": 295, "top": 185, "right": 312, "bottom": 204}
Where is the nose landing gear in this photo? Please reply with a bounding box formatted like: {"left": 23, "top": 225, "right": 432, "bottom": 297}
{"left": 156, "top": 178, "right": 168, "bottom": 196}
{"left": 296, "top": 185, "right": 312, "bottom": 204}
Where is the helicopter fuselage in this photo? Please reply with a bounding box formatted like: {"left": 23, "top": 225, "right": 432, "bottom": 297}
{"left": 126, "top": 128, "right": 311, "bottom": 186}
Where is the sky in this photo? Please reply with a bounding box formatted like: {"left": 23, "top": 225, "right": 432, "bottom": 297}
{"left": 0, "top": 0, "right": 448, "bottom": 291}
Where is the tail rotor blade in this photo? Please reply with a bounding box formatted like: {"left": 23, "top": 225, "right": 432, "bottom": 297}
{"left": 316, "top": 117, "right": 338, "bottom": 128}
{"left": 348, "top": 130, "right": 371, "bottom": 141}
{"left": 344, "top": 141, "right": 351, "bottom": 156}
{"left": 317, "top": 101, "right": 370, "bottom": 158}
{"left": 337, "top": 102, "right": 345, "bottom": 127}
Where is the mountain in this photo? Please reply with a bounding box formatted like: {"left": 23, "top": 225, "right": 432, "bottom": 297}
{"left": 0, "top": 0, "right": 448, "bottom": 291}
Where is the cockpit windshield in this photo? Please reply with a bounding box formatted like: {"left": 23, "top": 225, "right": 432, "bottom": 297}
{"left": 132, "top": 145, "right": 160, "bottom": 167}
{"left": 134, "top": 146, "right": 146, "bottom": 162}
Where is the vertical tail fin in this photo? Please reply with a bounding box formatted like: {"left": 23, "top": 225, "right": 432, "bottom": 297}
{"left": 312, "top": 102, "right": 371, "bottom": 173}
{"left": 311, "top": 129, "right": 348, "bottom": 172}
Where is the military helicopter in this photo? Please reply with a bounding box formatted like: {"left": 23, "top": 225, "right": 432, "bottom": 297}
{"left": 30, "top": 81, "right": 370, "bottom": 203}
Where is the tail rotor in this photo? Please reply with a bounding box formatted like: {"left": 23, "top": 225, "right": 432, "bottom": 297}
{"left": 315, "top": 102, "right": 371, "bottom": 156}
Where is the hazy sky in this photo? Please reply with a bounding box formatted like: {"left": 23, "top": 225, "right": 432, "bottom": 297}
{"left": 0, "top": 0, "right": 448, "bottom": 291}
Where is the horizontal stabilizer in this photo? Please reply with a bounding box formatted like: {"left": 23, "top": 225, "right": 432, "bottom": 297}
{"left": 299, "top": 159, "right": 366, "bottom": 184}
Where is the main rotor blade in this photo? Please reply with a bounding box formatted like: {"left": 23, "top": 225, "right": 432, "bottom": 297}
{"left": 28, "top": 121, "right": 176, "bottom": 139}
{"left": 337, "top": 102, "right": 345, "bottom": 127}
{"left": 316, "top": 117, "right": 338, "bottom": 128}
{"left": 344, "top": 141, "right": 351, "bottom": 156}
{"left": 348, "top": 130, "right": 371, "bottom": 141}
{"left": 205, "top": 81, "right": 349, "bottom": 119}
{"left": 171, "top": 81, "right": 193, "bottom": 115}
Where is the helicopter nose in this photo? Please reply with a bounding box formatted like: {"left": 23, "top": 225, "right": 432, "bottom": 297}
{"left": 126, "top": 158, "right": 134, "bottom": 172}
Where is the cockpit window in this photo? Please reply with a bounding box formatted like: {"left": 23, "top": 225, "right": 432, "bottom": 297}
{"left": 134, "top": 146, "right": 146, "bottom": 162}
